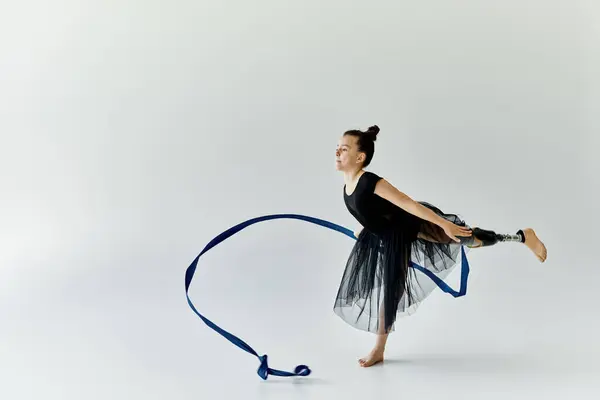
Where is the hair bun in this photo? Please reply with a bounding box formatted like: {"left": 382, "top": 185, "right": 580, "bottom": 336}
{"left": 367, "top": 125, "right": 380, "bottom": 134}
{"left": 365, "top": 125, "right": 380, "bottom": 140}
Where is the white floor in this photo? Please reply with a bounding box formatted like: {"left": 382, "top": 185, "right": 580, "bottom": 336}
{"left": 3, "top": 231, "right": 598, "bottom": 400}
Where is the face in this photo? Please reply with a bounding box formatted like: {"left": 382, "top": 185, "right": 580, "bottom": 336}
{"left": 335, "top": 135, "right": 365, "bottom": 171}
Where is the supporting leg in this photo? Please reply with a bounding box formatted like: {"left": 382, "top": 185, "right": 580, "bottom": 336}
{"left": 358, "top": 300, "right": 388, "bottom": 367}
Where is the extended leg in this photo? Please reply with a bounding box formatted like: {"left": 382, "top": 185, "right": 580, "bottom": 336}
{"left": 418, "top": 225, "right": 547, "bottom": 262}
{"left": 463, "top": 227, "right": 525, "bottom": 248}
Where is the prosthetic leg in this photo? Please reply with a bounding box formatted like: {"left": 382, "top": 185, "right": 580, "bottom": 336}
{"left": 462, "top": 227, "right": 526, "bottom": 248}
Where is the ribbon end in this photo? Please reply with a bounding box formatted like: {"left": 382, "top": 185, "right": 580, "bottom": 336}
{"left": 294, "top": 365, "right": 311, "bottom": 376}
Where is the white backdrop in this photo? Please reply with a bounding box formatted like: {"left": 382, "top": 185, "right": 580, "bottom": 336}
{"left": 1, "top": 1, "right": 598, "bottom": 399}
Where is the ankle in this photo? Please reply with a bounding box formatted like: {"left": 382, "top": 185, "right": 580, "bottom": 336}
{"left": 373, "top": 345, "right": 386, "bottom": 353}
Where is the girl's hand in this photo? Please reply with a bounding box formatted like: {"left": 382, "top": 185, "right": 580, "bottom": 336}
{"left": 442, "top": 221, "right": 472, "bottom": 243}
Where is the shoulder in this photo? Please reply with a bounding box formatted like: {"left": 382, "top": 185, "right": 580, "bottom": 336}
{"left": 360, "top": 171, "right": 384, "bottom": 192}
{"left": 362, "top": 171, "right": 380, "bottom": 179}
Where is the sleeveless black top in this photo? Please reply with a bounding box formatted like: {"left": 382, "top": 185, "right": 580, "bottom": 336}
{"left": 343, "top": 171, "right": 421, "bottom": 238}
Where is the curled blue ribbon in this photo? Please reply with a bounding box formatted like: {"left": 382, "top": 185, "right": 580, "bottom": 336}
{"left": 185, "top": 213, "right": 470, "bottom": 380}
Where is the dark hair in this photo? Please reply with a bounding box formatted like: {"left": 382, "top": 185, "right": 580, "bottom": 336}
{"left": 343, "top": 125, "right": 380, "bottom": 167}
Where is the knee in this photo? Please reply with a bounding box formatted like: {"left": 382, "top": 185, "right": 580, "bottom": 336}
{"left": 471, "top": 227, "right": 499, "bottom": 247}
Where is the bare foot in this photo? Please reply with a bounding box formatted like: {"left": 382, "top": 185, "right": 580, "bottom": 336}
{"left": 358, "top": 348, "right": 385, "bottom": 367}
{"left": 523, "top": 228, "right": 547, "bottom": 262}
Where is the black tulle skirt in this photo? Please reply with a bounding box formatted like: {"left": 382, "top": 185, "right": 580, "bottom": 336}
{"left": 333, "top": 202, "right": 472, "bottom": 333}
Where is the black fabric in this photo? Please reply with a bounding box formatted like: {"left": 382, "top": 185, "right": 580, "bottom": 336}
{"left": 471, "top": 227, "right": 500, "bottom": 246}
{"left": 333, "top": 171, "right": 473, "bottom": 334}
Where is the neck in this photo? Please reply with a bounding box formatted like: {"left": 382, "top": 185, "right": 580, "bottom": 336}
{"left": 343, "top": 168, "right": 364, "bottom": 186}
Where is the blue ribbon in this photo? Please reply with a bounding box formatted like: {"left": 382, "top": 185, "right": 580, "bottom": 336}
{"left": 184, "top": 213, "right": 470, "bottom": 380}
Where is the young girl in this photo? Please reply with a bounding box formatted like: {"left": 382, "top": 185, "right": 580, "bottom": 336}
{"left": 333, "top": 125, "right": 547, "bottom": 368}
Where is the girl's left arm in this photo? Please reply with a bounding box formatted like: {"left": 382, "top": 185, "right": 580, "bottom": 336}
{"left": 373, "top": 179, "right": 472, "bottom": 241}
